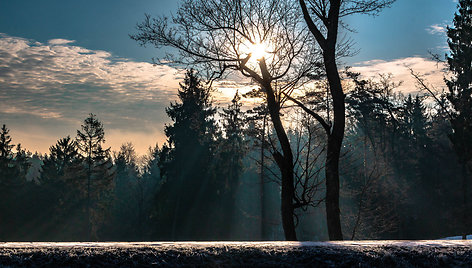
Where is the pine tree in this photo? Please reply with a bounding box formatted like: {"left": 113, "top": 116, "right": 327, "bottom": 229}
{"left": 215, "top": 91, "right": 247, "bottom": 238}
{"left": 412, "top": 96, "right": 428, "bottom": 143}
{"left": 219, "top": 91, "right": 246, "bottom": 192}
{"left": 0, "top": 125, "right": 25, "bottom": 240}
{"left": 0, "top": 125, "right": 14, "bottom": 160}
{"left": 38, "top": 136, "right": 84, "bottom": 240}
{"left": 446, "top": 0, "right": 472, "bottom": 238}
{"left": 76, "top": 114, "right": 115, "bottom": 240}
{"left": 14, "top": 144, "right": 30, "bottom": 183}
{"left": 47, "top": 136, "right": 78, "bottom": 176}
{"left": 157, "top": 69, "right": 218, "bottom": 240}
{"left": 0, "top": 124, "right": 15, "bottom": 183}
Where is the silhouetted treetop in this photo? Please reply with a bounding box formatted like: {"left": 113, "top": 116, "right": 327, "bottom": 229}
{"left": 131, "top": 0, "right": 322, "bottom": 85}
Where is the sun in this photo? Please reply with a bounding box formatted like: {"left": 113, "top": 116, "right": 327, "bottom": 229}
{"left": 250, "top": 42, "right": 267, "bottom": 60}
{"left": 241, "top": 40, "right": 269, "bottom": 61}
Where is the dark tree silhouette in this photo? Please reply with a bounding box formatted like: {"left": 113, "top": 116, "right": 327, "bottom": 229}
{"left": 295, "top": 0, "right": 395, "bottom": 240}
{"left": 109, "top": 142, "right": 145, "bottom": 240}
{"left": 132, "top": 0, "right": 321, "bottom": 241}
{"left": 0, "top": 125, "right": 14, "bottom": 160}
{"left": 0, "top": 124, "right": 22, "bottom": 189}
{"left": 446, "top": 0, "right": 472, "bottom": 239}
{"left": 216, "top": 91, "right": 247, "bottom": 239}
{"left": 40, "top": 136, "right": 86, "bottom": 240}
{"left": 157, "top": 69, "right": 219, "bottom": 240}
{"left": 44, "top": 136, "right": 78, "bottom": 177}
{"left": 76, "top": 113, "right": 115, "bottom": 240}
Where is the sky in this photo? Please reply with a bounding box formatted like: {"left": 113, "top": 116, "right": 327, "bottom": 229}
{"left": 0, "top": 0, "right": 459, "bottom": 155}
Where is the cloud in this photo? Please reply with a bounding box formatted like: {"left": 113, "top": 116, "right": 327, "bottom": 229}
{"left": 0, "top": 33, "right": 452, "bottom": 154}
{"left": 48, "top": 39, "right": 76, "bottom": 45}
{"left": 0, "top": 33, "right": 183, "bottom": 154}
{"left": 426, "top": 23, "right": 447, "bottom": 35}
{"left": 351, "top": 56, "right": 447, "bottom": 95}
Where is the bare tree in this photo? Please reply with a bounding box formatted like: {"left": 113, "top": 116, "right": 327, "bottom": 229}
{"left": 290, "top": 110, "right": 326, "bottom": 215}
{"left": 131, "top": 0, "right": 322, "bottom": 240}
{"left": 292, "top": 0, "right": 395, "bottom": 240}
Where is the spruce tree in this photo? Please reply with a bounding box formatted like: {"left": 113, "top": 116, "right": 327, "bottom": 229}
{"left": 215, "top": 91, "right": 247, "bottom": 239}
{"left": 109, "top": 142, "right": 142, "bottom": 240}
{"left": 0, "top": 125, "right": 22, "bottom": 239}
{"left": 446, "top": 0, "right": 472, "bottom": 238}
{"left": 157, "top": 69, "right": 218, "bottom": 240}
{"left": 0, "top": 125, "right": 18, "bottom": 185}
{"left": 39, "top": 136, "right": 84, "bottom": 240}
{"left": 76, "top": 114, "right": 115, "bottom": 240}
{"left": 219, "top": 91, "right": 246, "bottom": 192}
{"left": 47, "top": 136, "right": 78, "bottom": 176}
{"left": 0, "top": 125, "right": 13, "bottom": 158}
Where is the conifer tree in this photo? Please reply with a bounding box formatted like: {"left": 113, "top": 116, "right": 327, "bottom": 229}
{"left": 47, "top": 136, "right": 78, "bottom": 176}
{"left": 216, "top": 91, "right": 247, "bottom": 238}
{"left": 76, "top": 114, "right": 115, "bottom": 240}
{"left": 446, "top": 0, "right": 472, "bottom": 238}
{"left": 219, "top": 91, "right": 246, "bottom": 192}
{"left": 0, "top": 125, "right": 18, "bottom": 185}
{"left": 0, "top": 124, "right": 14, "bottom": 162}
{"left": 157, "top": 69, "right": 218, "bottom": 240}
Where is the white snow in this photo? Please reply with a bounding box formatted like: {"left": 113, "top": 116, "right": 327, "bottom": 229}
{"left": 1, "top": 241, "right": 472, "bottom": 249}
{"left": 440, "top": 235, "right": 472, "bottom": 240}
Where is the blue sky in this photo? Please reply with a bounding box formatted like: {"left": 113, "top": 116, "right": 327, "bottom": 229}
{"left": 0, "top": 0, "right": 458, "bottom": 154}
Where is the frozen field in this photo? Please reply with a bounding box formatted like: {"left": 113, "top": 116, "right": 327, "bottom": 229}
{"left": 1, "top": 241, "right": 472, "bottom": 267}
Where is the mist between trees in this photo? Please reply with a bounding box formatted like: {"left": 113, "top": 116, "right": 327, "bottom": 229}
{"left": 1, "top": 0, "right": 472, "bottom": 242}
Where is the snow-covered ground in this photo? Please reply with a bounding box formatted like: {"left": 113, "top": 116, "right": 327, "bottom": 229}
{"left": 1, "top": 241, "right": 472, "bottom": 267}
{"left": 440, "top": 235, "right": 472, "bottom": 240}
{"left": 2, "top": 240, "right": 472, "bottom": 248}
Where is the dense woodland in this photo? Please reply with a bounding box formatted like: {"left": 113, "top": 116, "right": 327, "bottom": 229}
{"left": 1, "top": 0, "right": 472, "bottom": 241}
{"left": 0, "top": 68, "right": 466, "bottom": 241}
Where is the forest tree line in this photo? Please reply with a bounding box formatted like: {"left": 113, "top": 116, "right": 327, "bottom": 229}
{"left": 0, "top": 67, "right": 466, "bottom": 241}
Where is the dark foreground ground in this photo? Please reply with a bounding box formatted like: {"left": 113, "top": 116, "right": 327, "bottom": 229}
{"left": 1, "top": 241, "right": 472, "bottom": 267}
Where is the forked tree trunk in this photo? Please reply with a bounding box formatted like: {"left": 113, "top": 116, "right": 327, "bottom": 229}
{"left": 299, "top": 0, "right": 345, "bottom": 241}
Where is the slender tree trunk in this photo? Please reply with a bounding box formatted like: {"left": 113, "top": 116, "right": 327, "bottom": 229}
{"left": 87, "top": 155, "right": 91, "bottom": 241}
{"left": 324, "top": 51, "right": 345, "bottom": 241}
{"left": 171, "top": 193, "right": 181, "bottom": 241}
{"left": 137, "top": 181, "right": 144, "bottom": 240}
{"left": 263, "top": 81, "right": 297, "bottom": 241}
{"left": 462, "top": 161, "right": 468, "bottom": 240}
{"left": 260, "top": 115, "right": 267, "bottom": 240}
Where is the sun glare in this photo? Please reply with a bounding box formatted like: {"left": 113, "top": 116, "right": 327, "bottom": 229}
{"left": 241, "top": 40, "right": 269, "bottom": 62}
{"left": 250, "top": 42, "right": 267, "bottom": 60}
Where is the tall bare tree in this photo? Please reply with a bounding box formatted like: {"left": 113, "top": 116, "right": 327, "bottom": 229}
{"left": 132, "top": 0, "right": 322, "bottom": 240}
{"left": 293, "top": 0, "right": 395, "bottom": 240}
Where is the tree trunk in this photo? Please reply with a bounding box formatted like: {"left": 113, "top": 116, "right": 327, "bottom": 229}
{"left": 324, "top": 51, "right": 345, "bottom": 241}
{"left": 325, "top": 135, "right": 343, "bottom": 240}
{"left": 260, "top": 115, "right": 267, "bottom": 240}
{"left": 87, "top": 156, "right": 91, "bottom": 241}
{"left": 462, "top": 161, "right": 468, "bottom": 240}
{"left": 263, "top": 81, "right": 297, "bottom": 241}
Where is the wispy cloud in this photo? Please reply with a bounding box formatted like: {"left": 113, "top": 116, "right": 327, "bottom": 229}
{"left": 48, "top": 39, "right": 76, "bottom": 45}
{"left": 426, "top": 23, "right": 447, "bottom": 35}
{"left": 352, "top": 56, "right": 447, "bottom": 95}
{"left": 0, "top": 33, "right": 183, "bottom": 154}
{"left": 0, "top": 33, "right": 452, "bottom": 154}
